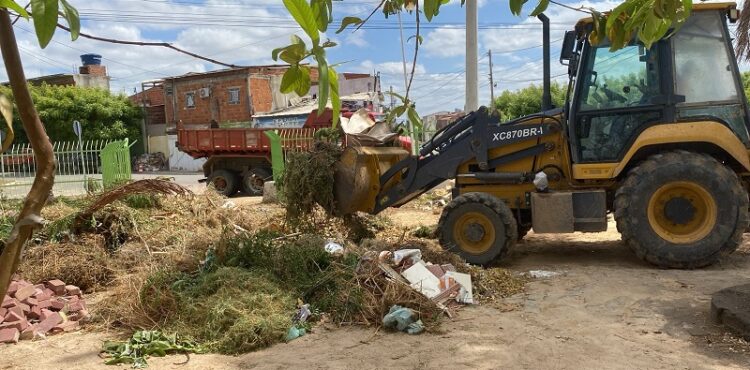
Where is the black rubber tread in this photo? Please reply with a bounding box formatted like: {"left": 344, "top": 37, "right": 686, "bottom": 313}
{"left": 438, "top": 192, "right": 518, "bottom": 265}
{"left": 208, "top": 169, "right": 240, "bottom": 197}
{"left": 614, "top": 150, "right": 749, "bottom": 269}
{"left": 241, "top": 167, "right": 271, "bottom": 196}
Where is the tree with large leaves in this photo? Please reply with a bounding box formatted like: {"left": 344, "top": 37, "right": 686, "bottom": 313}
{"left": 281, "top": 0, "right": 694, "bottom": 139}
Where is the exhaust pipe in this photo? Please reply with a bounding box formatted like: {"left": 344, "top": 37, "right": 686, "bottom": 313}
{"left": 538, "top": 13, "right": 552, "bottom": 111}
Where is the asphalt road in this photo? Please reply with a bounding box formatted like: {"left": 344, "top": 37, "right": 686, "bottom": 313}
{"left": 132, "top": 171, "right": 206, "bottom": 192}
{"left": 0, "top": 171, "right": 208, "bottom": 199}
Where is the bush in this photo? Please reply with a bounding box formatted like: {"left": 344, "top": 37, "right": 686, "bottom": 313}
{"left": 0, "top": 84, "right": 142, "bottom": 144}
{"left": 493, "top": 82, "right": 566, "bottom": 121}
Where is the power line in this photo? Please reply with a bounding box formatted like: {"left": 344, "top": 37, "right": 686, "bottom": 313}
{"left": 17, "top": 45, "right": 74, "bottom": 71}
{"left": 14, "top": 25, "right": 170, "bottom": 79}
{"left": 495, "top": 73, "right": 567, "bottom": 83}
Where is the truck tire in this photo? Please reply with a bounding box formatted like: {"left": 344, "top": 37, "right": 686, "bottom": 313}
{"left": 614, "top": 150, "right": 749, "bottom": 269}
{"left": 208, "top": 169, "right": 239, "bottom": 197}
{"left": 438, "top": 192, "right": 517, "bottom": 265}
{"left": 241, "top": 168, "right": 271, "bottom": 196}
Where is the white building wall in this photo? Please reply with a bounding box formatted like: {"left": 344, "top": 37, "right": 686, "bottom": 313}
{"left": 167, "top": 135, "right": 207, "bottom": 172}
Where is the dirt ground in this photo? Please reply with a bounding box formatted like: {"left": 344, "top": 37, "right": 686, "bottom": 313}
{"left": 2, "top": 205, "right": 750, "bottom": 370}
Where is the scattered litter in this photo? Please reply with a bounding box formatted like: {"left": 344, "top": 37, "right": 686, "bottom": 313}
{"left": 527, "top": 270, "right": 561, "bottom": 279}
{"left": 446, "top": 271, "right": 474, "bottom": 304}
{"left": 286, "top": 300, "right": 312, "bottom": 342}
{"left": 377, "top": 247, "right": 475, "bottom": 319}
{"left": 378, "top": 250, "right": 392, "bottom": 263}
{"left": 285, "top": 326, "right": 306, "bottom": 342}
{"left": 324, "top": 241, "right": 344, "bottom": 255}
{"left": 133, "top": 152, "right": 167, "bottom": 172}
{"left": 382, "top": 305, "right": 424, "bottom": 335}
{"left": 221, "top": 200, "right": 237, "bottom": 209}
{"left": 393, "top": 249, "right": 422, "bottom": 265}
{"left": 402, "top": 262, "right": 442, "bottom": 298}
{"left": 293, "top": 301, "right": 312, "bottom": 324}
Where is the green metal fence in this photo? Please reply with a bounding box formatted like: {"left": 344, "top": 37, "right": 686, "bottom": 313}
{"left": 101, "top": 139, "right": 133, "bottom": 188}
{"left": 0, "top": 139, "right": 133, "bottom": 199}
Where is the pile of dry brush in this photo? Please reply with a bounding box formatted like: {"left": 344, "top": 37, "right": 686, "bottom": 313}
{"left": 4, "top": 174, "right": 527, "bottom": 355}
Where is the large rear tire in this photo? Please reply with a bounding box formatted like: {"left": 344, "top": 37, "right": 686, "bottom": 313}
{"left": 241, "top": 167, "right": 271, "bottom": 196}
{"left": 615, "top": 151, "right": 748, "bottom": 268}
{"left": 208, "top": 169, "right": 239, "bottom": 197}
{"left": 438, "top": 192, "right": 517, "bottom": 265}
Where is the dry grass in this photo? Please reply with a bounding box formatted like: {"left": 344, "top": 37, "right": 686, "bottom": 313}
{"left": 18, "top": 235, "right": 115, "bottom": 291}
{"left": 14, "top": 183, "right": 528, "bottom": 355}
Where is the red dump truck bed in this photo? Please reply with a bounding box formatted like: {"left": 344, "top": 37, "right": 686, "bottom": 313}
{"left": 176, "top": 127, "right": 317, "bottom": 159}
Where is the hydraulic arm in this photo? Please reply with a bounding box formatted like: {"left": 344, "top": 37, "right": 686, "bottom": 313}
{"left": 334, "top": 107, "right": 562, "bottom": 215}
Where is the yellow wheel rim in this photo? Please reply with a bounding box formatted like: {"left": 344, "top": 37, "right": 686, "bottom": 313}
{"left": 453, "top": 211, "right": 496, "bottom": 254}
{"left": 647, "top": 181, "right": 717, "bottom": 244}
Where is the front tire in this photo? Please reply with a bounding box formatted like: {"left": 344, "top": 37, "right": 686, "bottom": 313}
{"left": 615, "top": 151, "right": 748, "bottom": 268}
{"left": 438, "top": 192, "right": 517, "bottom": 265}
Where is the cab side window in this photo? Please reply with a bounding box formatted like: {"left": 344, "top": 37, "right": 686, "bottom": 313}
{"left": 579, "top": 44, "right": 659, "bottom": 111}
{"left": 673, "top": 12, "right": 738, "bottom": 104}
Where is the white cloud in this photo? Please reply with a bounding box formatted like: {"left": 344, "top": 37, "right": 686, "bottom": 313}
{"left": 1, "top": 0, "right": 307, "bottom": 94}
{"left": 345, "top": 30, "right": 369, "bottom": 48}
{"left": 358, "top": 60, "right": 427, "bottom": 76}
{"left": 422, "top": 27, "right": 471, "bottom": 57}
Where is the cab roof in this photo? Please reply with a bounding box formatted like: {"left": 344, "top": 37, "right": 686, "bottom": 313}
{"left": 574, "top": 1, "right": 737, "bottom": 29}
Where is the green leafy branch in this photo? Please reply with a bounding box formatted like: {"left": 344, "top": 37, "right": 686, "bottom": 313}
{"left": 508, "top": 0, "right": 692, "bottom": 50}
{"left": 386, "top": 91, "right": 422, "bottom": 138}
{"left": 274, "top": 0, "right": 341, "bottom": 128}
{"left": 102, "top": 330, "right": 205, "bottom": 369}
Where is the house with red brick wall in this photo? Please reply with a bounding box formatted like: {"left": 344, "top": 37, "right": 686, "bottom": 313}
{"left": 163, "top": 65, "right": 320, "bottom": 128}
{"left": 130, "top": 82, "right": 166, "bottom": 126}
{"left": 163, "top": 66, "right": 377, "bottom": 129}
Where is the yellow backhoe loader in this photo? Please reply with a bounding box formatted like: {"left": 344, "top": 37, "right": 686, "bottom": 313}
{"left": 334, "top": 2, "right": 750, "bottom": 269}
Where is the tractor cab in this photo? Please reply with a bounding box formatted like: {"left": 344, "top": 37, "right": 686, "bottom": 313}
{"left": 561, "top": 3, "right": 749, "bottom": 165}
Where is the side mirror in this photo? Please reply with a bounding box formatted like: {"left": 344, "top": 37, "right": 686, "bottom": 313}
{"left": 560, "top": 31, "right": 577, "bottom": 64}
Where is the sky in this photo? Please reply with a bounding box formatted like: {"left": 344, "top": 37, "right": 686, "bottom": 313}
{"left": 0, "top": 0, "right": 735, "bottom": 115}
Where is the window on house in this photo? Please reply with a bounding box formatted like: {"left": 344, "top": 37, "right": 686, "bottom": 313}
{"left": 228, "top": 88, "right": 241, "bottom": 104}
{"left": 185, "top": 92, "right": 195, "bottom": 108}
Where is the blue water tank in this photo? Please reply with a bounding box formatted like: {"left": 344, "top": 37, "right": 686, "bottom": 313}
{"left": 80, "top": 54, "right": 102, "bottom": 66}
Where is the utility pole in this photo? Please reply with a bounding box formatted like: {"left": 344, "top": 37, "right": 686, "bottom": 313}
{"left": 389, "top": 85, "right": 395, "bottom": 109}
{"left": 465, "top": 0, "right": 479, "bottom": 112}
{"left": 488, "top": 50, "right": 495, "bottom": 106}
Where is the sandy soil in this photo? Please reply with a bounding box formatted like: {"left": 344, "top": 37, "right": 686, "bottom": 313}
{"left": 2, "top": 208, "right": 750, "bottom": 370}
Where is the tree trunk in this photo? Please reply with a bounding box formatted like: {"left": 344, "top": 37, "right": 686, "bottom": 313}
{"left": 0, "top": 9, "right": 56, "bottom": 299}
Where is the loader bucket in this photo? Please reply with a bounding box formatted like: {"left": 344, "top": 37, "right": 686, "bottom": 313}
{"left": 333, "top": 146, "right": 410, "bottom": 215}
